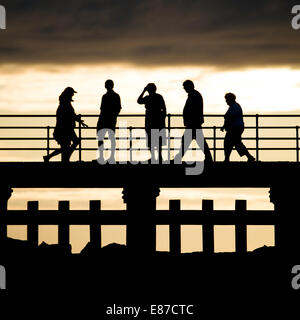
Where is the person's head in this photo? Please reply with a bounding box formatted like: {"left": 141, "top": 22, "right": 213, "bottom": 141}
{"left": 105, "top": 80, "right": 114, "bottom": 91}
{"left": 146, "top": 83, "right": 157, "bottom": 94}
{"left": 59, "top": 87, "right": 77, "bottom": 103}
{"left": 183, "top": 80, "right": 195, "bottom": 93}
{"left": 225, "top": 92, "right": 236, "bottom": 106}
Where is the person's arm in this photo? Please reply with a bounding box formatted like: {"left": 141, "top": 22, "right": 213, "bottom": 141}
{"left": 137, "top": 87, "right": 147, "bottom": 105}
{"left": 75, "top": 112, "right": 88, "bottom": 128}
{"left": 197, "top": 93, "right": 204, "bottom": 125}
{"left": 161, "top": 96, "right": 167, "bottom": 118}
{"left": 77, "top": 115, "right": 88, "bottom": 128}
{"left": 116, "top": 94, "right": 122, "bottom": 114}
{"left": 221, "top": 108, "right": 230, "bottom": 132}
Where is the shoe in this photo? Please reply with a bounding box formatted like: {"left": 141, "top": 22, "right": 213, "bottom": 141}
{"left": 173, "top": 154, "right": 182, "bottom": 164}
{"left": 248, "top": 156, "right": 255, "bottom": 162}
{"left": 43, "top": 155, "right": 49, "bottom": 163}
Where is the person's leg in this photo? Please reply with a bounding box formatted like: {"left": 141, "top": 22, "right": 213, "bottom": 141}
{"left": 97, "top": 126, "right": 104, "bottom": 148}
{"left": 65, "top": 132, "right": 79, "bottom": 162}
{"left": 151, "top": 128, "right": 166, "bottom": 164}
{"left": 158, "top": 136, "right": 163, "bottom": 164}
{"left": 61, "top": 142, "right": 70, "bottom": 163}
{"left": 145, "top": 128, "right": 155, "bottom": 161}
{"left": 234, "top": 128, "right": 255, "bottom": 161}
{"left": 97, "top": 127, "right": 107, "bottom": 162}
{"left": 224, "top": 131, "right": 234, "bottom": 162}
{"left": 107, "top": 128, "right": 116, "bottom": 163}
{"left": 203, "top": 139, "right": 212, "bottom": 162}
{"left": 43, "top": 149, "right": 62, "bottom": 162}
{"left": 193, "top": 128, "right": 212, "bottom": 162}
{"left": 98, "top": 140, "right": 104, "bottom": 148}
{"left": 174, "top": 128, "right": 193, "bottom": 163}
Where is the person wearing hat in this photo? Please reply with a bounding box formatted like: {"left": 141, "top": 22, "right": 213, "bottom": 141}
{"left": 43, "top": 87, "right": 88, "bottom": 163}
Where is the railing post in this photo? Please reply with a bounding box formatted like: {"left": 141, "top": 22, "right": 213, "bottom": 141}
{"left": 58, "top": 201, "right": 70, "bottom": 248}
{"left": 27, "top": 201, "right": 39, "bottom": 247}
{"left": 129, "top": 126, "right": 133, "bottom": 163}
{"left": 296, "top": 126, "right": 299, "bottom": 163}
{"left": 89, "top": 200, "right": 101, "bottom": 247}
{"left": 168, "top": 114, "right": 171, "bottom": 161}
{"left": 235, "top": 200, "right": 247, "bottom": 254}
{"left": 213, "top": 126, "right": 217, "bottom": 162}
{"left": 202, "top": 200, "right": 214, "bottom": 254}
{"left": 169, "top": 200, "right": 181, "bottom": 255}
{"left": 78, "top": 115, "right": 82, "bottom": 162}
{"left": 47, "top": 126, "right": 50, "bottom": 157}
{"left": 255, "top": 114, "right": 259, "bottom": 161}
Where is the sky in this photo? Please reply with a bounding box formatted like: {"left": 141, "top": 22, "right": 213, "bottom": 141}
{"left": 0, "top": 0, "right": 300, "bottom": 114}
{"left": 0, "top": 0, "right": 299, "bottom": 252}
{"left": 1, "top": 0, "right": 300, "bottom": 67}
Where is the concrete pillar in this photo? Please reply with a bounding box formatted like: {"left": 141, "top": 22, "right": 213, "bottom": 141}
{"left": 0, "top": 185, "right": 13, "bottom": 239}
{"left": 202, "top": 200, "right": 214, "bottom": 254}
{"left": 269, "top": 185, "right": 300, "bottom": 254}
{"left": 122, "top": 184, "right": 160, "bottom": 255}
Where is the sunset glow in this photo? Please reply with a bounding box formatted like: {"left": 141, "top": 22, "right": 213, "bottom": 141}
{"left": 1, "top": 65, "right": 300, "bottom": 115}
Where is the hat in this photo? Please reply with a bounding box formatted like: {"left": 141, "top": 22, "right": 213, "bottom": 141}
{"left": 64, "top": 87, "right": 77, "bottom": 94}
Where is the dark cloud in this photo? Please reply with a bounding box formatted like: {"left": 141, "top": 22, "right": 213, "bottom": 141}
{"left": 0, "top": 0, "right": 299, "bottom": 68}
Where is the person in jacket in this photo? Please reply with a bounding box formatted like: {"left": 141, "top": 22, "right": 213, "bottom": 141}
{"left": 221, "top": 92, "right": 255, "bottom": 162}
{"left": 174, "top": 80, "right": 212, "bottom": 163}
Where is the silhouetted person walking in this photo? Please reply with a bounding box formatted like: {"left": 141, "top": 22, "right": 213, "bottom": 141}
{"left": 221, "top": 93, "right": 255, "bottom": 162}
{"left": 43, "top": 87, "right": 88, "bottom": 163}
{"left": 174, "top": 80, "right": 212, "bottom": 163}
{"left": 137, "top": 83, "right": 167, "bottom": 163}
{"left": 97, "top": 80, "right": 121, "bottom": 162}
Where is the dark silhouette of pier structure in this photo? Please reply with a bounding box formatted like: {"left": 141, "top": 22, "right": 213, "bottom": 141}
{"left": 0, "top": 113, "right": 299, "bottom": 256}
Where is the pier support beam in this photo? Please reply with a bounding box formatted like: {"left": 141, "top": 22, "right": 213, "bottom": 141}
{"left": 270, "top": 184, "right": 300, "bottom": 254}
{"left": 122, "top": 184, "right": 160, "bottom": 255}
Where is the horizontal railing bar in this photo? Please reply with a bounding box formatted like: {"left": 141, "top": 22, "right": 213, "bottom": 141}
{"left": 0, "top": 147, "right": 298, "bottom": 152}
{"left": 0, "top": 138, "right": 50, "bottom": 140}
{"left": 0, "top": 127, "right": 55, "bottom": 129}
{"left": 0, "top": 126, "right": 298, "bottom": 130}
{"left": 0, "top": 137, "right": 298, "bottom": 141}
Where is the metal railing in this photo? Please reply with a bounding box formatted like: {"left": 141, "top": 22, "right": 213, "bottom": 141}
{"left": 0, "top": 113, "right": 299, "bottom": 162}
